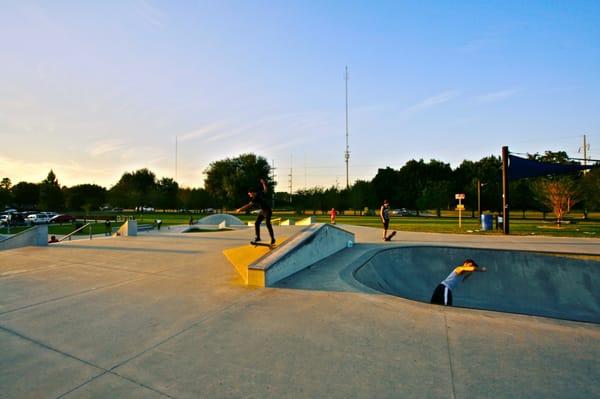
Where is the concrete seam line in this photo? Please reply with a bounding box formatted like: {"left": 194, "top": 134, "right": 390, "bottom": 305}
{"left": 107, "top": 289, "right": 267, "bottom": 372}
{"left": 0, "top": 324, "right": 105, "bottom": 372}
{"left": 105, "top": 371, "right": 178, "bottom": 399}
{"left": 444, "top": 311, "right": 457, "bottom": 399}
{"left": 53, "top": 369, "right": 176, "bottom": 399}
{"left": 0, "top": 275, "right": 149, "bottom": 317}
{"left": 53, "top": 371, "right": 109, "bottom": 399}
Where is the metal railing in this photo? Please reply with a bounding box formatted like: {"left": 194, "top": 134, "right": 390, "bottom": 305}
{"left": 59, "top": 223, "right": 93, "bottom": 242}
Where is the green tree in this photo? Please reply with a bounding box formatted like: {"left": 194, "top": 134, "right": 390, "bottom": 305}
{"left": 204, "top": 154, "right": 272, "bottom": 209}
{"left": 156, "top": 177, "right": 179, "bottom": 211}
{"left": 0, "top": 177, "right": 12, "bottom": 209}
{"left": 416, "top": 180, "right": 451, "bottom": 216}
{"left": 579, "top": 166, "right": 600, "bottom": 212}
{"left": 11, "top": 182, "right": 40, "bottom": 209}
{"left": 109, "top": 168, "right": 157, "bottom": 209}
{"left": 66, "top": 184, "right": 107, "bottom": 211}
{"left": 39, "top": 170, "right": 64, "bottom": 211}
{"left": 348, "top": 180, "right": 376, "bottom": 213}
{"left": 534, "top": 177, "right": 579, "bottom": 225}
{"left": 1, "top": 177, "right": 11, "bottom": 190}
{"left": 372, "top": 167, "right": 401, "bottom": 206}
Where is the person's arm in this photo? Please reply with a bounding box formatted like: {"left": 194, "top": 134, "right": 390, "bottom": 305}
{"left": 236, "top": 202, "right": 252, "bottom": 213}
{"left": 461, "top": 266, "right": 486, "bottom": 281}
{"left": 260, "top": 178, "right": 268, "bottom": 194}
{"left": 380, "top": 206, "right": 385, "bottom": 222}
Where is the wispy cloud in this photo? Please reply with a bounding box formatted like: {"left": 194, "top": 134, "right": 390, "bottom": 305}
{"left": 476, "top": 88, "right": 521, "bottom": 103}
{"left": 89, "top": 139, "right": 128, "bottom": 157}
{"left": 135, "top": 0, "right": 166, "bottom": 29}
{"left": 398, "top": 90, "right": 461, "bottom": 117}
{"left": 178, "top": 121, "right": 228, "bottom": 142}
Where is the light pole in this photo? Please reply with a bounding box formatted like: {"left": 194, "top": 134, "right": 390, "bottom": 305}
{"left": 477, "top": 179, "right": 488, "bottom": 219}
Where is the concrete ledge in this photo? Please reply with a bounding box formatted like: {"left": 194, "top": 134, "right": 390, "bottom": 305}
{"left": 222, "top": 237, "right": 289, "bottom": 284}
{"left": 0, "top": 225, "right": 48, "bottom": 250}
{"left": 115, "top": 220, "right": 137, "bottom": 236}
{"left": 249, "top": 223, "right": 354, "bottom": 287}
{"left": 296, "top": 216, "right": 316, "bottom": 225}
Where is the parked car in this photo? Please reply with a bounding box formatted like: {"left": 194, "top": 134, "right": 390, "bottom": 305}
{"left": 27, "top": 214, "right": 51, "bottom": 224}
{"left": 391, "top": 208, "right": 416, "bottom": 216}
{"left": 50, "top": 214, "right": 76, "bottom": 224}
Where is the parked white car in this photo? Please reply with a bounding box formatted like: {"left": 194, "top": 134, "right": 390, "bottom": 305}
{"left": 27, "top": 214, "right": 51, "bottom": 224}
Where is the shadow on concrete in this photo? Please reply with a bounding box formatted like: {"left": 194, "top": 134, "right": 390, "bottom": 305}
{"left": 51, "top": 245, "right": 202, "bottom": 255}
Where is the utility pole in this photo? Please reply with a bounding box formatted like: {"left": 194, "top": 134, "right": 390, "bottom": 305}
{"left": 288, "top": 154, "right": 293, "bottom": 203}
{"left": 579, "top": 134, "right": 590, "bottom": 174}
{"left": 344, "top": 66, "right": 350, "bottom": 189}
{"left": 477, "top": 179, "right": 481, "bottom": 219}
{"left": 501, "top": 146, "right": 510, "bottom": 234}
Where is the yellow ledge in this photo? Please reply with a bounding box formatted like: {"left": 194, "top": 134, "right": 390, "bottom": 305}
{"left": 223, "top": 238, "right": 287, "bottom": 286}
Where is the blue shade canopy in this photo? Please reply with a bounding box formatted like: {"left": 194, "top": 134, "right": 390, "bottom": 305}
{"left": 508, "top": 155, "right": 594, "bottom": 180}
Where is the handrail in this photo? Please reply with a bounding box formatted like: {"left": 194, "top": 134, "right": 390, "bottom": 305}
{"left": 59, "top": 223, "right": 92, "bottom": 242}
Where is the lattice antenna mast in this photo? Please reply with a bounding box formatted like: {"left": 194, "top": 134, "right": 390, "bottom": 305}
{"left": 344, "top": 66, "right": 350, "bottom": 189}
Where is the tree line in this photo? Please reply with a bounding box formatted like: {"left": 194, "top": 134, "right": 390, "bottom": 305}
{"left": 1, "top": 152, "right": 598, "bottom": 218}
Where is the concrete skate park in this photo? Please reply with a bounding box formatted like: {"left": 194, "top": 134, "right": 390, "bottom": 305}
{"left": 1, "top": 218, "right": 599, "bottom": 398}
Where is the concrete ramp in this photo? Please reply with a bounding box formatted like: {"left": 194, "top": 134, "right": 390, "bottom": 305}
{"left": 354, "top": 246, "right": 600, "bottom": 323}
{"left": 224, "top": 223, "right": 354, "bottom": 287}
{"left": 0, "top": 225, "right": 48, "bottom": 250}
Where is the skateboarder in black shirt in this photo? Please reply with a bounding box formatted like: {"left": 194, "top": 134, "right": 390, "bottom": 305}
{"left": 236, "top": 178, "right": 276, "bottom": 245}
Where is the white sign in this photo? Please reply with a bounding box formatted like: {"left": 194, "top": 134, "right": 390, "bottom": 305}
{"left": 455, "top": 193, "right": 465, "bottom": 200}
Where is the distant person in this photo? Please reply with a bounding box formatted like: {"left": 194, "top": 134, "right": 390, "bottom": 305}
{"left": 236, "top": 178, "right": 275, "bottom": 245}
{"left": 156, "top": 219, "right": 162, "bottom": 230}
{"left": 48, "top": 235, "right": 59, "bottom": 243}
{"left": 105, "top": 220, "right": 111, "bottom": 236}
{"left": 380, "top": 199, "right": 395, "bottom": 241}
{"left": 430, "top": 259, "right": 487, "bottom": 306}
{"left": 189, "top": 215, "right": 194, "bottom": 225}
{"left": 330, "top": 208, "right": 337, "bottom": 224}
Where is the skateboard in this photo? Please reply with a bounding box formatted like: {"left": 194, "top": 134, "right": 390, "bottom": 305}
{"left": 251, "top": 241, "right": 276, "bottom": 249}
{"left": 384, "top": 231, "right": 397, "bottom": 241}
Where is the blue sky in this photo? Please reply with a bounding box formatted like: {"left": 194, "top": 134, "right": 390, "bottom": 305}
{"left": 1, "top": 1, "right": 598, "bottom": 190}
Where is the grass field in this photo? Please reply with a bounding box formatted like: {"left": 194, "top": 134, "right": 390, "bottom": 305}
{"left": 2, "top": 211, "right": 599, "bottom": 238}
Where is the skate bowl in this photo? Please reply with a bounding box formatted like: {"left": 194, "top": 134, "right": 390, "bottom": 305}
{"left": 354, "top": 246, "right": 600, "bottom": 324}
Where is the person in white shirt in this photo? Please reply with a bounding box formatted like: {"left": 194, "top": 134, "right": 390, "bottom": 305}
{"left": 431, "top": 259, "right": 487, "bottom": 306}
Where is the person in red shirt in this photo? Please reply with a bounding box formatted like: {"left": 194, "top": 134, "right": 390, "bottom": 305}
{"left": 330, "top": 208, "right": 337, "bottom": 224}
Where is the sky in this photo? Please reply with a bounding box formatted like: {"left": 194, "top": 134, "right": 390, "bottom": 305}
{"left": 1, "top": 0, "right": 599, "bottom": 191}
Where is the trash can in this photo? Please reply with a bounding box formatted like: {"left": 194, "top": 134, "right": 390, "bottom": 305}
{"left": 481, "top": 214, "right": 493, "bottom": 231}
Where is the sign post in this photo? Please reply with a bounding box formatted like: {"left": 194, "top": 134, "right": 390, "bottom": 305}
{"left": 455, "top": 193, "right": 465, "bottom": 228}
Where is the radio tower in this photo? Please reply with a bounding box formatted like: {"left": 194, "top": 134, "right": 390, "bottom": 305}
{"left": 344, "top": 66, "right": 350, "bottom": 189}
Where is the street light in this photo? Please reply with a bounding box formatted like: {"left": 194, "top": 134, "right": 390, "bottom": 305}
{"left": 477, "top": 179, "right": 488, "bottom": 218}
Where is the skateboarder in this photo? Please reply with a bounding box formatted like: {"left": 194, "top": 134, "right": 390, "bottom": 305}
{"left": 430, "top": 259, "right": 487, "bottom": 306}
{"left": 380, "top": 199, "right": 393, "bottom": 240}
{"left": 236, "top": 178, "right": 276, "bottom": 245}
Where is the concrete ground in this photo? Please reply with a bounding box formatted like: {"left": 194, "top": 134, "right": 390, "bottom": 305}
{"left": 1, "top": 225, "right": 599, "bottom": 398}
